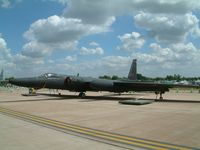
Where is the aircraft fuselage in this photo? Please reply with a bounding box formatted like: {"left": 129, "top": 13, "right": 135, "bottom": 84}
{"left": 9, "top": 74, "right": 170, "bottom": 93}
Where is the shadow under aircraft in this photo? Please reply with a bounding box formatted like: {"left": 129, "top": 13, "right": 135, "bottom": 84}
{"left": 8, "top": 59, "right": 199, "bottom": 99}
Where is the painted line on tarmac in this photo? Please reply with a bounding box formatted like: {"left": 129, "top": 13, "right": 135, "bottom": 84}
{"left": 0, "top": 107, "right": 194, "bottom": 150}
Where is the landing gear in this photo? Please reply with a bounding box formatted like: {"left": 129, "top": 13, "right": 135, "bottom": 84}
{"left": 159, "top": 92, "right": 163, "bottom": 100}
{"left": 155, "top": 91, "right": 159, "bottom": 100}
{"left": 22, "top": 88, "right": 37, "bottom": 96}
{"left": 155, "top": 91, "right": 165, "bottom": 100}
{"left": 78, "top": 92, "right": 86, "bottom": 98}
{"left": 29, "top": 88, "right": 36, "bottom": 94}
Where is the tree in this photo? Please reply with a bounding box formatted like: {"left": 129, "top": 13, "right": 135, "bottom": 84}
{"left": 99, "top": 75, "right": 111, "bottom": 79}
{"left": 137, "top": 73, "right": 149, "bottom": 81}
{"left": 112, "top": 75, "right": 119, "bottom": 80}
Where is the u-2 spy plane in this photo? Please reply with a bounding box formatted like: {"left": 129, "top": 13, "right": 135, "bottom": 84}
{"left": 8, "top": 59, "right": 198, "bottom": 99}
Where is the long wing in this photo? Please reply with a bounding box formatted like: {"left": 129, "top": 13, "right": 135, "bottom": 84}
{"left": 113, "top": 81, "right": 199, "bottom": 92}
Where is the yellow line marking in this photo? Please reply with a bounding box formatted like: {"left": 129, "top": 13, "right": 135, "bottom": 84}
{"left": 0, "top": 107, "right": 192, "bottom": 150}
{"left": 0, "top": 108, "right": 165, "bottom": 150}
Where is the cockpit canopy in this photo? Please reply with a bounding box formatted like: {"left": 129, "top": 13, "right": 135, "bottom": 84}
{"left": 40, "top": 73, "right": 60, "bottom": 78}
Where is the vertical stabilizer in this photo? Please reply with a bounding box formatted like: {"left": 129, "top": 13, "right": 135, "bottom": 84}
{"left": 128, "top": 59, "right": 137, "bottom": 80}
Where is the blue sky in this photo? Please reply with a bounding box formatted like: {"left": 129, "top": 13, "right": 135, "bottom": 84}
{"left": 0, "top": 0, "right": 200, "bottom": 77}
{"left": 0, "top": 1, "right": 64, "bottom": 51}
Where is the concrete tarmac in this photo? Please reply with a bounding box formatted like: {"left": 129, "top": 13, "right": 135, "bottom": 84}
{"left": 0, "top": 89, "right": 200, "bottom": 149}
{"left": 0, "top": 114, "right": 127, "bottom": 150}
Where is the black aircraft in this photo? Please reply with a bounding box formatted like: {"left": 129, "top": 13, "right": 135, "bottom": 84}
{"left": 8, "top": 60, "right": 198, "bottom": 99}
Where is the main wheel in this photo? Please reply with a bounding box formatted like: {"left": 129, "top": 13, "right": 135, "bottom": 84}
{"left": 79, "top": 92, "right": 86, "bottom": 98}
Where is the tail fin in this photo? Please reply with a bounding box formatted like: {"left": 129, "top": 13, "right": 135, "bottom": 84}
{"left": 128, "top": 59, "right": 137, "bottom": 80}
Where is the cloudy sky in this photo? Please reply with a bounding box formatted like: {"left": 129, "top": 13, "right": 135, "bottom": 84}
{"left": 0, "top": 0, "right": 200, "bottom": 78}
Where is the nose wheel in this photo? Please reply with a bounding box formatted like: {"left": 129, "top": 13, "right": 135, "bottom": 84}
{"left": 79, "top": 92, "right": 86, "bottom": 98}
{"left": 29, "top": 88, "right": 36, "bottom": 94}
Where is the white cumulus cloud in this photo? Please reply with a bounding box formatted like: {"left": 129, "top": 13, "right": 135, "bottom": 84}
{"left": 117, "top": 32, "right": 145, "bottom": 51}
{"left": 89, "top": 41, "right": 99, "bottom": 47}
{"left": 0, "top": 35, "right": 12, "bottom": 61}
{"left": 4, "top": 0, "right": 200, "bottom": 77}
{"left": 48, "top": 0, "right": 67, "bottom": 5}
{"left": 24, "top": 16, "right": 110, "bottom": 43}
{"left": 65, "top": 55, "right": 77, "bottom": 62}
{"left": 21, "top": 42, "right": 51, "bottom": 58}
{"left": 80, "top": 42, "right": 104, "bottom": 55}
{"left": 13, "top": 54, "right": 44, "bottom": 69}
{"left": 133, "top": 42, "right": 200, "bottom": 76}
{"left": 101, "top": 56, "right": 131, "bottom": 68}
{"left": 134, "top": 12, "right": 200, "bottom": 43}
{"left": 0, "top": 0, "right": 11, "bottom": 8}
{"left": 0, "top": 0, "right": 22, "bottom": 8}
{"left": 23, "top": 15, "right": 113, "bottom": 58}
{"left": 80, "top": 47, "right": 104, "bottom": 55}
{"left": 63, "top": 0, "right": 200, "bottom": 25}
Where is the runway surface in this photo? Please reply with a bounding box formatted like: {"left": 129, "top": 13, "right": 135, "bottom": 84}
{"left": 0, "top": 106, "right": 194, "bottom": 150}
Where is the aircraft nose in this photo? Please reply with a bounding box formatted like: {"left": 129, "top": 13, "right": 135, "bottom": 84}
{"left": 9, "top": 78, "right": 29, "bottom": 86}
{"left": 9, "top": 77, "right": 44, "bottom": 88}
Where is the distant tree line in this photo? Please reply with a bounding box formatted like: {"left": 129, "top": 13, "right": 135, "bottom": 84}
{"left": 153, "top": 74, "right": 200, "bottom": 82}
{"left": 99, "top": 75, "right": 122, "bottom": 80}
{"left": 5, "top": 77, "right": 14, "bottom": 81}
{"left": 99, "top": 74, "right": 200, "bottom": 81}
{"left": 0, "top": 77, "right": 14, "bottom": 87}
